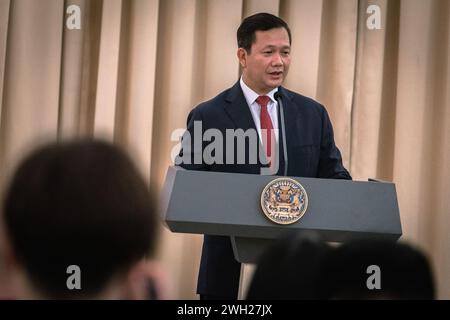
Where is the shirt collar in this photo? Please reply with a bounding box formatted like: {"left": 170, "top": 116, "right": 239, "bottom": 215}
{"left": 240, "top": 77, "right": 278, "bottom": 106}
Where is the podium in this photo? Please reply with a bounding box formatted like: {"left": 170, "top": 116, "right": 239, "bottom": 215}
{"left": 160, "top": 166, "right": 402, "bottom": 298}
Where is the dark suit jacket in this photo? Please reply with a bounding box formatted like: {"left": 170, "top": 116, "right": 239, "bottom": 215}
{"left": 178, "top": 81, "right": 351, "bottom": 298}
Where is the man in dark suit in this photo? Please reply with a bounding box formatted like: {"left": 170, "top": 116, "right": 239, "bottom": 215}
{"left": 177, "top": 12, "right": 351, "bottom": 300}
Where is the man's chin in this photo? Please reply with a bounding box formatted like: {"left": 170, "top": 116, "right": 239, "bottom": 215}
{"left": 266, "top": 79, "right": 283, "bottom": 89}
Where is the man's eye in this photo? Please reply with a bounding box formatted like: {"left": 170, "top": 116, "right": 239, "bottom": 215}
{"left": 264, "top": 51, "right": 273, "bottom": 54}
{"left": 282, "top": 51, "right": 290, "bottom": 55}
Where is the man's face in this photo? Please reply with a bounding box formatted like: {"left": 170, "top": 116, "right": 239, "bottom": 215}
{"left": 238, "top": 27, "right": 291, "bottom": 95}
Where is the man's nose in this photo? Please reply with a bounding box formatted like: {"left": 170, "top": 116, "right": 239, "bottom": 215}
{"left": 271, "top": 53, "right": 283, "bottom": 66}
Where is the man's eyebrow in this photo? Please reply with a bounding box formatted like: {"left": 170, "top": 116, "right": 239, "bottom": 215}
{"left": 262, "top": 45, "right": 291, "bottom": 50}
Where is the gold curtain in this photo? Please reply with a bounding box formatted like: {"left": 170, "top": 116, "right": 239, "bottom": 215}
{"left": 0, "top": 0, "right": 449, "bottom": 299}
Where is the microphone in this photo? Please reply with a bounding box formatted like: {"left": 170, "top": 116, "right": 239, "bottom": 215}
{"left": 274, "top": 91, "right": 288, "bottom": 176}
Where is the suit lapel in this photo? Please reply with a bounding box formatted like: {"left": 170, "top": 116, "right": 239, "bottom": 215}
{"left": 222, "top": 83, "right": 297, "bottom": 174}
{"left": 223, "top": 82, "right": 257, "bottom": 132}
{"left": 223, "top": 82, "right": 263, "bottom": 171}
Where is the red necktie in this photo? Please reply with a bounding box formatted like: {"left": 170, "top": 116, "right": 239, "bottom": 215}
{"left": 256, "top": 95, "right": 274, "bottom": 158}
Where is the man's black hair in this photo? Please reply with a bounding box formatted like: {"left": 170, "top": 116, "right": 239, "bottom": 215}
{"left": 237, "top": 12, "right": 292, "bottom": 53}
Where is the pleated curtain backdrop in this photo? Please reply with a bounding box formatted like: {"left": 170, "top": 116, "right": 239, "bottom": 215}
{"left": 0, "top": 0, "right": 449, "bottom": 299}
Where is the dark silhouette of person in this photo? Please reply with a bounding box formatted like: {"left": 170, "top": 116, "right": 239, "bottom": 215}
{"left": 2, "top": 139, "right": 160, "bottom": 299}
{"left": 246, "top": 232, "right": 332, "bottom": 300}
{"left": 246, "top": 233, "right": 435, "bottom": 300}
{"left": 320, "top": 238, "right": 435, "bottom": 300}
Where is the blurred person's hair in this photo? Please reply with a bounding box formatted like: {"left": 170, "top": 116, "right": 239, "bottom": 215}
{"left": 3, "top": 139, "right": 158, "bottom": 299}
{"left": 320, "top": 238, "right": 435, "bottom": 300}
{"left": 246, "top": 232, "right": 331, "bottom": 300}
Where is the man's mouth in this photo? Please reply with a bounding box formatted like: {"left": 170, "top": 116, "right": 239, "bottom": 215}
{"left": 269, "top": 71, "right": 283, "bottom": 76}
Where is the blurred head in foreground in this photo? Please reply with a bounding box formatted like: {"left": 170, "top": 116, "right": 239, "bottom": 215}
{"left": 246, "top": 232, "right": 332, "bottom": 300}
{"left": 2, "top": 139, "right": 159, "bottom": 299}
{"left": 321, "top": 238, "right": 435, "bottom": 300}
{"left": 246, "top": 233, "right": 435, "bottom": 300}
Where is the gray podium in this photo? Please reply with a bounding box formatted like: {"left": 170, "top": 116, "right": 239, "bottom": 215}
{"left": 160, "top": 166, "right": 402, "bottom": 298}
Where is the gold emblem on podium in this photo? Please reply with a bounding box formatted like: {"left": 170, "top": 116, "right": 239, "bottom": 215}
{"left": 260, "top": 178, "right": 308, "bottom": 225}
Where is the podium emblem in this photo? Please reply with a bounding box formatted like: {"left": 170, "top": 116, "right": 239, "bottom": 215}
{"left": 260, "top": 178, "right": 308, "bottom": 225}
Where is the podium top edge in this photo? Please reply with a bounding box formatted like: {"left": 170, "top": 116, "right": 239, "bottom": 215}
{"left": 168, "top": 166, "right": 395, "bottom": 185}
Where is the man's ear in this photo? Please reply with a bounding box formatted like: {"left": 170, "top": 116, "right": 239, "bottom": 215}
{"left": 237, "top": 48, "right": 247, "bottom": 68}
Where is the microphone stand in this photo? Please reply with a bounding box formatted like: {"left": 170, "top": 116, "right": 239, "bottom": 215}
{"left": 275, "top": 92, "right": 288, "bottom": 177}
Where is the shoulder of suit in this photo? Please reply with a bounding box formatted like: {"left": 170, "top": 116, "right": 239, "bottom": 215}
{"left": 190, "top": 87, "right": 233, "bottom": 114}
{"left": 282, "top": 88, "right": 327, "bottom": 113}
{"left": 191, "top": 85, "right": 328, "bottom": 115}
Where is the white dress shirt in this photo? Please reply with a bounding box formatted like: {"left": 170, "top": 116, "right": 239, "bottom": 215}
{"left": 239, "top": 77, "right": 279, "bottom": 143}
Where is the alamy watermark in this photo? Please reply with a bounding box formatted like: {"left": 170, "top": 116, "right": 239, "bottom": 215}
{"left": 171, "top": 121, "right": 280, "bottom": 175}
{"left": 366, "top": 5, "right": 382, "bottom": 30}
{"left": 66, "top": 5, "right": 81, "bottom": 30}
{"left": 366, "top": 264, "right": 381, "bottom": 290}
{"left": 63, "top": 4, "right": 382, "bottom": 32}
{"left": 66, "top": 265, "right": 81, "bottom": 290}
